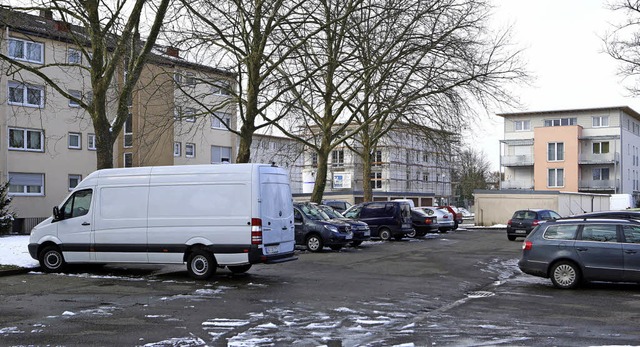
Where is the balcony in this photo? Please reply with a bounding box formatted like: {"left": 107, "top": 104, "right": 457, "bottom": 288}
{"left": 501, "top": 154, "right": 534, "bottom": 167}
{"left": 501, "top": 180, "right": 534, "bottom": 189}
{"left": 578, "top": 152, "right": 618, "bottom": 165}
{"left": 578, "top": 179, "right": 618, "bottom": 191}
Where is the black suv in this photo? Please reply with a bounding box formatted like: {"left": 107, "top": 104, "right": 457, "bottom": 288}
{"left": 343, "top": 201, "right": 413, "bottom": 241}
{"left": 315, "top": 204, "right": 371, "bottom": 246}
{"left": 293, "top": 203, "right": 353, "bottom": 252}
{"left": 507, "top": 209, "right": 561, "bottom": 241}
{"left": 519, "top": 218, "right": 640, "bottom": 289}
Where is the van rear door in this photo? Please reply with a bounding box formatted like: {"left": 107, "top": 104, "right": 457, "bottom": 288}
{"left": 259, "top": 166, "right": 295, "bottom": 255}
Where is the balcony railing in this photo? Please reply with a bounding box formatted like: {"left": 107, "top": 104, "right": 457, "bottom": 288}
{"left": 578, "top": 152, "right": 618, "bottom": 164}
{"left": 501, "top": 154, "right": 534, "bottom": 167}
{"left": 578, "top": 179, "right": 618, "bottom": 191}
{"left": 501, "top": 180, "right": 534, "bottom": 189}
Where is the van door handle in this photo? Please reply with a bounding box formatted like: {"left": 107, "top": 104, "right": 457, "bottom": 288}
{"left": 282, "top": 227, "right": 288, "bottom": 230}
{"left": 263, "top": 228, "right": 272, "bottom": 231}
{"left": 82, "top": 222, "right": 91, "bottom": 226}
{"left": 576, "top": 247, "right": 588, "bottom": 252}
{"left": 625, "top": 250, "right": 637, "bottom": 254}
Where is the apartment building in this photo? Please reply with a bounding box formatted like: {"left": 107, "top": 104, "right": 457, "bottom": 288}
{"left": 250, "top": 134, "right": 304, "bottom": 193}
{"left": 299, "top": 124, "right": 455, "bottom": 206}
{"left": 0, "top": 8, "right": 236, "bottom": 232}
{"left": 498, "top": 106, "right": 640, "bottom": 204}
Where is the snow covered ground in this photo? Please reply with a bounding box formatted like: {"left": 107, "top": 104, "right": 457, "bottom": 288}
{"left": 0, "top": 235, "right": 38, "bottom": 267}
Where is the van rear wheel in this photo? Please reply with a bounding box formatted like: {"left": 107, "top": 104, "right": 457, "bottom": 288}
{"left": 228, "top": 264, "right": 252, "bottom": 274}
{"left": 187, "top": 250, "right": 216, "bottom": 280}
{"left": 39, "top": 246, "right": 66, "bottom": 273}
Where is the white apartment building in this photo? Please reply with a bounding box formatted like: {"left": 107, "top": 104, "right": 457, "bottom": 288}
{"left": 1, "top": 8, "right": 236, "bottom": 233}
{"left": 299, "top": 124, "right": 455, "bottom": 206}
{"left": 498, "top": 106, "right": 640, "bottom": 205}
{"left": 250, "top": 134, "right": 304, "bottom": 193}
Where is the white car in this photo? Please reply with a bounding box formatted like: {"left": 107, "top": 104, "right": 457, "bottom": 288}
{"left": 415, "top": 207, "right": 455, "bottom": 232}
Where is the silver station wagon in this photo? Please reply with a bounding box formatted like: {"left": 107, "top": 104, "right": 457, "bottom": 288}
{"left": 518, "top": 218, "right": 640, "bottom": 289}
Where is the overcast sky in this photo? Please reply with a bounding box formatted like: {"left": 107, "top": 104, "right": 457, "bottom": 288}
{"left": 468, "top": 0, "right": 639, "bottom": 171}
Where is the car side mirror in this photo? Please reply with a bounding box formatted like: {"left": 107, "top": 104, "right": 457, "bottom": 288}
{"left": 53, "top": 206, "right": 63, "bottom": 221}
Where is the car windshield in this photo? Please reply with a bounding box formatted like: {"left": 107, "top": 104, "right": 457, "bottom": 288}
{"left": 319, "top": 205, "right": 342, "bottom": 219}
{"left": 299, "top": 204, "right": 330, "bottom": 221}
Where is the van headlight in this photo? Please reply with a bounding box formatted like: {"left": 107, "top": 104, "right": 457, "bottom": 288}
{"left": 324, "top": 225, "right": 339, "bottom": 233}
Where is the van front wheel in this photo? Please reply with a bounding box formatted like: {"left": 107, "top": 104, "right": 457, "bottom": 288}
{"left": 187, "top": 250, "right": 216, "bottom": 280}
{"left": 39, "top": 246, "right": 66, "bottom": 273}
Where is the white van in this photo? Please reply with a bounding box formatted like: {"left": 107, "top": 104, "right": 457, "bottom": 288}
{"left": 28, "top": 164, "right": 297, "bottom": 279}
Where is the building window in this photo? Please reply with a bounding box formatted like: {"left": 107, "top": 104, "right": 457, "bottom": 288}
{"left": 185, "top": 143, "right": 195, "bottom": 158}
{"left": 593, "top": 142, "right": 610, "bottom": 154}
{"left": 124, "top": 153, "right": 133, "bottom": 167}
{"left": 406, "top": 171, "right": 411, "bottom": 189}
{"left": 548, "top": 142, "right": 564, "bottom": 161}
{"left": 593, "top": 168, "right": 610, "bottom": 181}
{"left": 185, "top": 72, "right": 196, "bottom": 87}
{"left": 69, "top": 90, "right": 82, "bottom": 107}
{"left": 8, "top": 38, "right": 43, "bottom": 63}
{"left": 331, "top": 150, "right": 344, "bottom": 166}
{"left": 67, "top": 48, "right": 81, "bottom": 64}
{"left": 370, "top": 172, "right": 383, "bottom": 189}
{"left": 372, "top": 150, "right": 382, "bottom": 166}
{"left": 184, "top": 108, "right": 195, "bottom": 122}
{"left": 212, "top": 145, "right": 232, "bottom": 163}
{"left": 8, "top": 172, "right": 44, "bottom": 196}
{"left": 68, "top": 174, "right": 82, "bottom": 190}
{"left": 514, "top": 120, "right": 531, "bottom": 131}
{"left": 8, "top": 81, "right": 44, "bottom": 107}
{"left": 423, "top": 173, "right": 429, "bottom": 182}
{"left": 9, "top": 128, "right": 43, "bottom": 151}
{"left": 174, "top": 142, "right": 181, "bottom": 157}
{"left": 211, "top": 112, "right": 231, "bottom": 129}
{"left": 311, "top": 153, "right": 318, "bottom": 167}
{"left": 548, "top": 168, "right": 564, "bottom": 188}
{"left": 422, "top": 152, "right": 429, "bottom": 162}
{"left": 212, "top": 80, "right": 231, "bottom": 95}
{"left": 68, "top": 132, "right": 81, "bottom": 149}
{"left": 124, "top": 114, "right": 133, "bottom": 147}
{"left": 88, "top": 134, "right": 96, "bottom": 150}
{"left": 544, "top": 118, "right": 577, "bottom": 127}
{"left": 173, "top": 71, "right": 182, "bottom": 84}
{"left": 593, "top": 116, "right": 609, "bottom": 128}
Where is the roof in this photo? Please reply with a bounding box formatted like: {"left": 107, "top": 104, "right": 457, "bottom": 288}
{"left": 496, "top": 106, "right": 640, "bottom": 120}
{"left": 0, "top": 7, "right": 233, "bottom": 78}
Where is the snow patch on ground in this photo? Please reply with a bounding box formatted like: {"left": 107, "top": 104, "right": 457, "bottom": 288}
{"left": 0, "top": 235, "right": 38, "bottom": 267}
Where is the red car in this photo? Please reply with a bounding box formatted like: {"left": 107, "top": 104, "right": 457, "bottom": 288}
{"left": 436, "top": 206, "right": 463, "bottom": 229}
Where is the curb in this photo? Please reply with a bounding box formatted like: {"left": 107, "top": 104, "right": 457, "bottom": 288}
{"left": 0, "top": 266, "right": 39, "bottom": 277}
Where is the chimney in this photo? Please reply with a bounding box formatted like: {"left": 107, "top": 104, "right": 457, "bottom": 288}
{"left": 39, "top": 9, "right": 53, "bottom": 19}
{"left": 54, "top": 21, "right": 70, "bottom": 32}
{"left": 166, "top": 46, "right": 179, "bottom": 58}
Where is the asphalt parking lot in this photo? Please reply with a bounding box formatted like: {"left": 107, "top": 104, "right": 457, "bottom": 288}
{"left": 1, "top": 227, "right": 640, "bottom": 346}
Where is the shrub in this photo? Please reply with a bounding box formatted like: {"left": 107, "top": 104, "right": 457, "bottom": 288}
{"left": 0, "top": 181, "right": 16, "bottom": 235}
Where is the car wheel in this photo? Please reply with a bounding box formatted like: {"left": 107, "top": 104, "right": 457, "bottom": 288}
{"left": 378, "top": 228, "right": 392, "bottom": 241}
{"left": 507, "top": 235, "right": 516, "bottom": 241}
{"left": 350, "top": 240, "right": 363, "bottom": 247}
{"left": 228, "top": 264, "right": 252, "bottom": 274}
{"left": 187, "top": 249, "right": 216, "bottom": 280}
{"left": 407, "top": 229, "right": 417, "bottom": 238}
{"left": 329, "top": 245, "right": 343, "bottom": 251}
{"left": 550, "top": 261, "right": 581, "bottom": 289}
{"left": 453, "top": 221, "right": 459, "bottom": 230}
{"left": 306, "top": 234, "right": 323, "bottom": 252}
{"left": 39, "top": 245, "right": 66, "bottom": 273}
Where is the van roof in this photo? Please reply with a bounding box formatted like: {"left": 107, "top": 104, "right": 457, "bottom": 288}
{"left": 87, "top": 163, "right": 277, "bottom": 179}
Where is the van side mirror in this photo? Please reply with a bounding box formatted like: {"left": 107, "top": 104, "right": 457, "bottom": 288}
{"left": 53, "top": 206, "right": 63, "bottom": 221}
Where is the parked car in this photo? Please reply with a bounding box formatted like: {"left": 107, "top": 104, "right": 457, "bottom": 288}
{"left": 457, "top": 207, "right": 474, "bottom": 218}
{"left": 343, "top": 201, "right": 413, "bottom": 241}
{"left": 322, "top": 200, "right": 352, "bottom": 213}
{"left": 416, "top": 206, "right": 455, "bottom": 232}
{"left": 315, "top": 204, "right": 371, "bottom": 246}
{"left": 518, "top": 218, "right": 640, "bottom": 289}
{"left": 408, "top": 208, "right": 439, "bottom": 237}
{"left": 563, "top": 210, "right": 640, "bottom": 221}
{"left": 293, "top": 203, "right": 353, "bottom": 252}
{"left": 436, "top": 206, "right": 463, "bottom": 229}
{"left": 507, "top": 209, "right": 562, "bottom": 241}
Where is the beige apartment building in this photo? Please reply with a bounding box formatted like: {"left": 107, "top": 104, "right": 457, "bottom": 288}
{"left": 498, "top": 106, "right": 640, "bottom": 205}
{"left": 0, "top": 8, "right": 236, "bottom": 233}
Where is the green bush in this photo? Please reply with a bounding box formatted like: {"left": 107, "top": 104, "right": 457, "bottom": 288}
{"left": 0, "top": 181, "right": 16, "bottom": 235}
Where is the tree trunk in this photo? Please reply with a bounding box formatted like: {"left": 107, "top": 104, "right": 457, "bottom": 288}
{"left": 310, "top": 149, "right": 329, "bottom": 203}
{"left": 236, "top": 122, "right": 255, "bottom": 163}
{"left": 362, "top": 149, "right": 373, "bottom": 202}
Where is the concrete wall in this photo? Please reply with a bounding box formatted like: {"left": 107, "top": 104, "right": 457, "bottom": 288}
{"left": 473, "top": 190, "right": 610, "bottom": 226}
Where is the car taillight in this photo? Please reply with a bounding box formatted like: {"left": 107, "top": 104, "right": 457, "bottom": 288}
{"left": 532, "top": 220, "right": 540, "bottom": 226}
{"left": 522, "top": 241, "right": 532, "bottom": 251}
{"left": 425, "top": 218, "right": 432, "bottom": 224}
{"left": 251, "top": 218, "right": 262, "bottom": 245}
{"left": 507, "top": 219, "right": 512, "bottom": 225}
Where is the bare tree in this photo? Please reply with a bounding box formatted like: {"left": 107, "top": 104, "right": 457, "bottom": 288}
{"left": 455, "top": 147, "right": 492, "bottom": 206}
{"left": 167, "top": 0, "right": 326, "bottom": 163}
{"left": 0, "top": 0, "right": 171, "bottom": 169}
{"left": 604, "top": 1, "right": 640, "bottom": 95}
